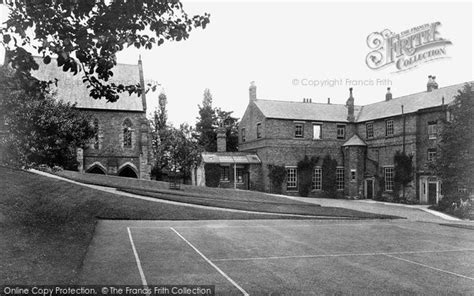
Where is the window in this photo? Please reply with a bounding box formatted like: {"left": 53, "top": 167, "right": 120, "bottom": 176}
{"left": 428, "top": 121, "right": 437, "bottom": 139}
{"left": 350, "top": 169, "right": 356, "bottom": 181}
{"left": 236, "top": 168, "right": 244, "bottom": 183}
{"left": 220, "top": 166, "right": 230, "bottom": 181}
{"left": 256, "top": 123, "right": 262, "bottom": 139}
{"left": 312, "top": 167, "right": 322, "bottom": 190}
{"left": 93, "top": 118, "right": 99, "bottom": 149}
{"left": 336, "top": 167, "right": 344, "bottom": 190}
{"left": 295, "top": 123, "right": 304, "bottom": 138}
{"left": 385, "top": 119, "right": 394, "bottom": 137}
{"left": 241, "top": 128, "right": 246, "bottom": 142}
{"left": 337, "top": 124, "right": 345, "bottom": 139}
{"left": 286, "top": 167, "right": 297, "bottom": 190}
{"left": 384, "top": 167, "right": 394, "bottom": 191}
{"left": 366, "top": 122, "right": 374, "bottom": 139}
{"left": 427, "top": 148, "right": 437, "bottom": 162}
{"left": 123, "top": 118, "right": 133, "bottom": 148}
{"left": 313, "top": 124, "right": 322, "bottom": 139}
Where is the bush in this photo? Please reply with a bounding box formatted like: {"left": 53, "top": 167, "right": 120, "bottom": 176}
{"left": 433, "top": 192, "right": 472, "bottom": 219}
{"left": 321, "top": 154, "right": 337, "bottom": 198}
{"left": 297, "top": 156, "right": 318, "bottom": 197}
{"left": 268, "top": 165, "right": 286, "bottom": 194}
{"left": 204, "top": 163, "right": 221, "bottom": 187}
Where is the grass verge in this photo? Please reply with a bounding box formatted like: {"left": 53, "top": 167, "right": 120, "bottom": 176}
{"left": 0, "top": 167, "right": 304, "bottom": 285}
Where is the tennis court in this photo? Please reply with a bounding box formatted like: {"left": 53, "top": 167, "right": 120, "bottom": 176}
{"left": 80, "top": 219, "right": 474, "bottom": 295}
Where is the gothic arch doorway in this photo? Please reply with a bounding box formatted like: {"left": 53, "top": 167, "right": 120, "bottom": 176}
{"left": 87, "top": 164, "right": 106, "bottom": 175}
{"left": 118, "top": 165, "right": 138, "bottom": 178}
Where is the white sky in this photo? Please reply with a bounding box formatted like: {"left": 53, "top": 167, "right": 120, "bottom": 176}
{"left": 2, "top": 1, "right": 473, "bottom": 126}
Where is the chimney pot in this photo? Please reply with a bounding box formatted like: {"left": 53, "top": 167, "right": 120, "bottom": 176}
{"left": 327, "top": 97, "right": 331, "bottom": 104}
{"left": 385, "top": 87, "right": 392, "bottom": 101}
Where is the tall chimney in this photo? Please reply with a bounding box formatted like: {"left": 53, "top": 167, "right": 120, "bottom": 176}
{"left": 346, "top": 88, "right": 355, "bottom": 122}
{"left": 249, "top": 81, "right": 257, "bottom": 102}
{"left": 427, "top": 75, "right": 434, "bottom": 92}
{"left": 217, "top": 125, "right": 227, "bottom": 152}
{"left": 385, "top": 87, "right": 392, "bottom": 101}
{"left": 432, "top": 76, "right": 438, "bottom": 90}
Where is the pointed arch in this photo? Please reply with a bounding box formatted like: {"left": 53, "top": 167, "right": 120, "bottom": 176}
{"left": 118, "top": 162, "right": 138, "bottom": 178}
{"left": 86, "top": 162, "right": 107, "bottom": 175}
{"left": 123, "top": 118, "right": 133, "bottom": 148}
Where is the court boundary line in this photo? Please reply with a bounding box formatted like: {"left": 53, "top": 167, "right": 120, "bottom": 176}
{"left": 127, "top": 227, "right": 148, "bottom": 287}
{"left": 170, "top": 227, "right": 249, "bottom": 296}
{"left": 383, "top": 254, "right": 474, "bottom": 281}
{"left": 211, "top": 248, "right": 474, "bottom": 262}
{"left": 129, "top": 221, "right": 391, "bottom": 230}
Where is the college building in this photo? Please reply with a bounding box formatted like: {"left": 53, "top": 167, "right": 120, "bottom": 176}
{"left": 1, "top": 56, "right": 153, "bottom": 179}
{"left": 236, "top": 78, "right": 471, "bottom": 204}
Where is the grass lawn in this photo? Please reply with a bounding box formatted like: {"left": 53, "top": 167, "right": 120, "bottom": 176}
{"left": 0, "top": 167, "right": 301, "bottom": 285}
{"left": 121, "top": 188, "right": 396, "bottom": 219}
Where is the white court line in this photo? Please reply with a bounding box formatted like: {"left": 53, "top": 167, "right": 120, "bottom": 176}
{"left": 170, "top": 227, "right": 249, "bottom": 296}
{"left": 129, "top": 221, "right": 389, "bottom": 230}
{"left": 212, "top": 248, "right": 474, "bottom": 262}
{"left": 127, "top": 227, "right": 148, "bottom": 287}
{"left": 384, "top": 254, "right": 474, "bottom": 281}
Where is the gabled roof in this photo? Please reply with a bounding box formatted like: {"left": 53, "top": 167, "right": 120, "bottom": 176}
{"left": 342, "top": 134, "right": 366, "bottom": 147}
{"left": 251, "top": 82, "right": 470, "bottom": 124}
{"left": 356, "top": 82, "right": 470, "bottom": 122}
{"left": 202, "top": 152, "right": 261, "bottom": 164}
{"left": 31, "top": 57, "right": 145, "bottom": 112}
{"left": 254, "top": 99, "right": 361, "bottom": 122}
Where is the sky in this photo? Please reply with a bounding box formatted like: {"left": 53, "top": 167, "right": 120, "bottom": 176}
{"left": 1, "top": 1, "right": 473, "bottom": 126}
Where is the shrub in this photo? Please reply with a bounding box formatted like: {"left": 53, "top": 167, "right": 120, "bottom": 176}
{"left": 321, "top": 154, "right": 337, "bottom": 198}
{"left": 297, "top": 156, "right": 318, "bottom": 197}
{"left": 268, "top": 165, "right": 286, "bottom": 194}
{"left": 204, "top": 163, "right": 221, "bottom": 187}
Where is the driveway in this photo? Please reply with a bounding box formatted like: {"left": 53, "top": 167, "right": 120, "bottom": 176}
{"left": 280, "top": 195, "right": 469, "bottom": 223}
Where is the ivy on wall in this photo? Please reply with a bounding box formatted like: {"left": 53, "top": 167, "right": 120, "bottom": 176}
{"left": 268, "top": 165, "right": 286, "bottom": 194}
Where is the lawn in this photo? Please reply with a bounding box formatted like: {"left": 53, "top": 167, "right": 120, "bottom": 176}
{"left": 0, "top": 167, "right": 299, "bottom": 285}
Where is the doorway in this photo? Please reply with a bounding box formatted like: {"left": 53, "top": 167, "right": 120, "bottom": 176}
{"left": 365, "top": 179, "right": 374, "bottom": 199}
{"left": 428, "top": 182, "right": 438, "bottom": 204}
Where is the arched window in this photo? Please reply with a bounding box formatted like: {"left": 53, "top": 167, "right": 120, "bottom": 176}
{"left": 93, "top": 118, "right": 99, "bottom": 149}
{"left": 123, "top": 118, "right": 133, "bottom": 148}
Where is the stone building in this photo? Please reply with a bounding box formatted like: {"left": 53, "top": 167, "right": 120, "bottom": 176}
{"left": 193, "top": 126, "right": 261, "bottom": 189}
{"left": 239, "top": 78, "right": 471, "bottom": 204}
{"left": 30, "top": 57, "right": 152, "bottom": 179}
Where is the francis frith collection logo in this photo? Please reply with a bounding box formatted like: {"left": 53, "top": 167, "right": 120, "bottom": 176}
{"left": 365, "top": 22, "right": 452, "bottom": 73}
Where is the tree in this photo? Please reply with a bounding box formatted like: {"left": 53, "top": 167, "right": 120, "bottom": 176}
{"left": 321, "top": 154, "right": 337, "bottom": 198}
{"left": 435, "top": 84, "right": 474, "bottom": 201}
{"left": 196, "top": 88, "right": 217, "bottom": 151}
{"left": 150, "top": 92, "right": 169, "bottom": 180}
{"left": 1, "top": 1, "right": 210, "bottom": 101}
{"left": 0, "top": 65, "right": 94, "bottom": 169}
{"left": 216, "top": 108, "right": 239, "bottom": 152}
{"left": 393, "top": 150, "right": 413, "bottom": 201}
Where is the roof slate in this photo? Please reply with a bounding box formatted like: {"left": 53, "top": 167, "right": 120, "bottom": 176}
{"left": 342, "top": 134, "right": 367, "bottom": 147}
{"left": 31, "top": 57, "right": 144, "bottom": 112}
{"left": 356, "top": 83, "right": 469, "bottom": 122}
{"left": 253, "top": 82, "right": 471, "bottom": 123}
{"left": 254, "top": 99, "right": 360, "bottom": 122}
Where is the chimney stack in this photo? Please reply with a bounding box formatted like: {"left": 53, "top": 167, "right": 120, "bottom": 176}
{"left": 427, "top": 75, "right": 439, "bottom": 92}
{"left": 327, "top": 98, "right": 331, "bottom": 104}
{"left": 249, "top": 81, "right": 257, "bottom": 102}
{"left": 217, "top": 124, "right": 227, "bottom": 152}
{"left": 346, "top": 88, "right": 355, "bottom": 122}
{"left": 385, "top": 87, "right": 392, "bottom": 101}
